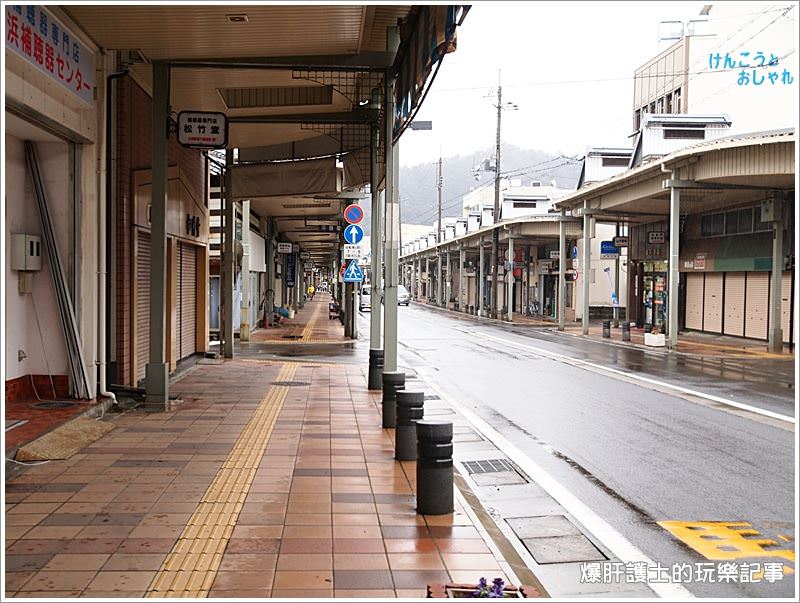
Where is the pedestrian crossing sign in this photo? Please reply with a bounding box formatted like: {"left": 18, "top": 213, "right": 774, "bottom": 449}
{"left": 343, "top": 259, "right": 364, "bottom": 282}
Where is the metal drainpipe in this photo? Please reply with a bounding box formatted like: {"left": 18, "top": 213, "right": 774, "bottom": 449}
{"left": 99, "top": 64, "right": 128, "bottom": 404}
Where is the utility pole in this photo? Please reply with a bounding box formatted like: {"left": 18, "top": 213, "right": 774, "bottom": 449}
{"left": 490, "top": 78, "right": 502, "bottom": 319}
{"left": 437, "top": 156, "right": 443, "bottom": 244}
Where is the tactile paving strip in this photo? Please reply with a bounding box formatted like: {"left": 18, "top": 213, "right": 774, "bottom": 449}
{"left": 146, "top": 362, "right": 296, "bottom": 597}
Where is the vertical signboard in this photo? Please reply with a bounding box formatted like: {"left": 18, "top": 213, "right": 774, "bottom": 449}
{"left": 285, "top": 253, "right": 297, "bottom": 287}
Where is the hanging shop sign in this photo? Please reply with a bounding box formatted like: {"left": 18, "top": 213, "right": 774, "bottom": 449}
{"left": 178, "top": 111, "right": 228, "bottom": 149}
{"left": 613, "top": 236, "right": 629, "bottom": 247}
{"left": 286, "top": 253, "right": 297, "bottom": 287}
{"left": 277, "top": 242, "right": 292, "bottom": 254}
{"left": 5, "top": 5, "right": 95, "bottom": 105}
{"left": 648, "top": 231, "right": 666, "bottom": 245}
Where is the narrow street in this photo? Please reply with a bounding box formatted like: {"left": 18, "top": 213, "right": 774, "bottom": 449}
{"left": 358, "top": 304, "right": 795, "bottom": 598}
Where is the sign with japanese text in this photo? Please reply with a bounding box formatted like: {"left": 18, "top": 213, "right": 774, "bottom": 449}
{"left": 648, "top": 231, "right": 666, "bottom": 245}
{"left": 5, "top": 5, "right": 95, "bottom": 105}
{"left": 277, "top": 242, "right": 292, "bottom": 254}
{"left": 600, "top": 241, "right": 620, "bottom": 259}
{"left": 343, "top": 244, "right": 360, "bottom": 260}
{"left": 694, "top": 254, "right": 706, "bottom": 270}
{"left": 549, "top": 250, "right": 560, "bottom": 259}
{"left": 285, "top": 253, "right": 296, "bottom": 288}
{"left": 177, "top": 111, "right": 228, "bottom": 149}
{"left": 707, "top": 50, "right": 794, "bottom": 87}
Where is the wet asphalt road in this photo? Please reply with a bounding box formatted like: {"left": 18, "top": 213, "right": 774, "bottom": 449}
{"left": 356, "top": 304, "right": 796, "bottom": 598}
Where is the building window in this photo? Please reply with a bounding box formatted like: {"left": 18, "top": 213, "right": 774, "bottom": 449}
{"left": 725, "top": 211, "right": 739, "bottom": 234}
{"left": 673, "top": 88, "right": 682, "bottom": 112}
{"left": 512, "top": 201, "right": 537, "bottom": 208}
{"left": 657, "top": 97, "right": 664, "bottom": 113}
{"left": 663, "top": 127, "right": 705, "bottom": 139}
{"left": 602, "top": 156, "right": 630, "bottom": 167}
{"left": 634, "top": 109, "right": 641, "bottom": 130}
{"left": 665, "top": 92, "right": 673, "bottom": 113}
{"left": 649, "top": 101, "right": 656, "bottom": 114}
{"left": 738, "top": 207, "right": 753, "bottom": 232}
{"left": 702, "top": 206, "right": 767, "bottom": 237}
{"left": 701, "top": 213, "right": 724, "bottom": 236}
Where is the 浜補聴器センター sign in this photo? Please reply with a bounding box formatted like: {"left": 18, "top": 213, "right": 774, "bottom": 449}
{"left": 5, "top": 5, "right": 95, "bottom": 105}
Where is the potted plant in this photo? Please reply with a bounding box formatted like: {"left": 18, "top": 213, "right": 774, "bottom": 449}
{"left": 427, "top": 577, "right": 541, "bottom": 598}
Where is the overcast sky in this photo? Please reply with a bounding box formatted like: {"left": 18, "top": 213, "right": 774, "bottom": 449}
{"left": 399, "top": 1, "right": 711, "bottom": 167}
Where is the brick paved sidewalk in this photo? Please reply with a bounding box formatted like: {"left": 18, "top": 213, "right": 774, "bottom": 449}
{"left": 249, "top": 294, "right": 348, "bottom": 345}
{"left": 5, "top": 357, "right": 513, "bottom": 598}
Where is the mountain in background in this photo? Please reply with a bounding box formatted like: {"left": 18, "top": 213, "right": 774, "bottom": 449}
{"left": 360, "top": 143, "right": 582, "bottom": 235}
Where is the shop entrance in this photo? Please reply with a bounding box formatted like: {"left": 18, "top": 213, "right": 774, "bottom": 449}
{"left": 642, "top": 262, "right": 668, "bottom": 330}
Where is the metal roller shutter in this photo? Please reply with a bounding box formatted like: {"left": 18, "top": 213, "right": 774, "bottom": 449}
{"left": 744, "top": 272, "right": 769, "bottom": 340}
{"left": 685, "top": 273, "right": 704, "bottom": 331}
{"left": 179, "top": 242, "right": 197, "bottom": 360}
{"left": 703, "top": 273, "right": 723, "bottom": 333}
{"left": 136, "top": 230, "right": 150, "bottom": 385}
{"left": 776, "top": 271, "right": 793, "bottom": 344}
{"left": 723, "top": 272, "right": 745, "bottom": 337}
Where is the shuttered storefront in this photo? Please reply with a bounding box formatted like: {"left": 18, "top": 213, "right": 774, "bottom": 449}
{"left": 178, "top": 241, "right": 197, "bottom": 361}
{"left": 136, "top": 230, "right": 150, "bottom": 385}
{"left": 703, "top": 273, "right": 723, "bottom": 333}
{"left": 722, "top": 272, "right": 745, "bottom": 337}
{"left": 744, "top": 271, "right": 769, "bottom": 340}
{"left": 685, "top": 273, "right": 704, "bottom": 331}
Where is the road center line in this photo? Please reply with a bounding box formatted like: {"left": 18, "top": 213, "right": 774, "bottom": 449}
{"left": 469, "top": 331, "right": 794, "bottom": 425}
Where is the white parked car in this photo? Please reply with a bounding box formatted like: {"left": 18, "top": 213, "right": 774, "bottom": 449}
{"left": 359, "top": 285, "right": 371, "bottom": 311}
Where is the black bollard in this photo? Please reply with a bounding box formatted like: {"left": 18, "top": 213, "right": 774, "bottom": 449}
{"left": 395, "top": 391, "right": 424, "bottom": 460}
{"left": 416, "top": 420, "right": 453, "bottom": 515}
{"left": 368, "top": 349, "right": 384, "bottom": 390}
{"left": 602, "top": 319, "right": 611, "bottom": 338}
{"left": 381, "top": 371, "right": 405, "bottom": 428}
{"left": 622, "top": 322, "right": 631, "bottom": 342}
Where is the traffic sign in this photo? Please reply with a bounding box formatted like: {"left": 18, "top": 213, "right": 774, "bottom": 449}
{"left": 344, "top": 204, "right": 364, "bottom": 225}
{"left": 343, "top": 259, "right": 364, "bottom": 282}
{"left": 343, "top": 244, "right": 360, "bottom": 259}
{"left": 343, "top": 224, "right": 364, "bottom": 244}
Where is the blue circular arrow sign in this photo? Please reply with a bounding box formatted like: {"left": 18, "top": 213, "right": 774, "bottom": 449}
{"left": 343, "top": 224, "right": 364, "bottom": 244}
{"left": 344, "top": 204, "right": 364, "bottom": 224}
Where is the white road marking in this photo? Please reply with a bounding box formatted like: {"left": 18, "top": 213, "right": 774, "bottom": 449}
{"left": 417, "top": 370, "right": 694, "bottom": 600}
{"left": 470, "top": 331, "right": 795, "bottom": 425}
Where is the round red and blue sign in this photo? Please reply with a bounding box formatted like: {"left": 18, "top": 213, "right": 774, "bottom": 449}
{"left": 344, "top": 204, "right": 364, "bottom": 225}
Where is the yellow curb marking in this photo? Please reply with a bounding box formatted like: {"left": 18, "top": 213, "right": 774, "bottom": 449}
{"left": 659, "top": 521, "right": 795, "bottom": 575}
{"left": 146, "top": 362, "right": 296, "bottom": 597}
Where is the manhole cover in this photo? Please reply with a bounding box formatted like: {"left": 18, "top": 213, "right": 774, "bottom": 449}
{"left": 281, "top": 335, "right": 303, "bottom": 340}
{"left": 30, "top": 401, "right": 77, "bottom": 410}
{"left": 271, "top": 381, "right": 310, "bottom": 387}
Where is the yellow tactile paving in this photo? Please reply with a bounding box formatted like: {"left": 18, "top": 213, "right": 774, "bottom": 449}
{"left": 659, "top": 521, "right": 796, "bottom": 570}
{"left": 300, "top": 299, "right": 323, "bottom": 342}
{"left": 146, "top": 362, "right": 296, "bottom": 598}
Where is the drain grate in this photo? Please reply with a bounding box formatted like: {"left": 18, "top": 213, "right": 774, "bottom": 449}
{"left": 463, "top": 458, "right": 517, "bottom": 475}
{"left": 30, "top": 401, "right": 76, "bottom": 410}
{"left": 281, "top": 335, "right": 303, "bottom": 340}
{"left": 270, "top": 381, "right": 310, "bottom": 387}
